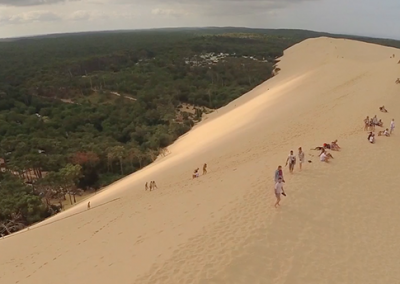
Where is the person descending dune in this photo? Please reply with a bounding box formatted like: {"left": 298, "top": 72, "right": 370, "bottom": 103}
{"left": 203, "top": 163, "right": 207, "bottom": 175}
{"left": 274, "top": 177, "right": 286, "bottom": 208}
{"left": 285, "top": 150, "right": 296, "bottom": 173}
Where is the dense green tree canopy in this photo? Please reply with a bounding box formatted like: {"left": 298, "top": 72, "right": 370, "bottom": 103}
{"left": 1, "top": 27, "right": 399, "bottom": 235}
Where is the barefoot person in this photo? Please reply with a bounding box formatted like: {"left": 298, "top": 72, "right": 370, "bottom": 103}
{"left": 202, "top": 163, "right": 207, "bottom": 175}
{"left": 274, "top": 165, "right": 285, "bottom": 183}
{"left": 192, "top": 168, "right": 199, "bottom": 179}
{"left": 319, "top": 149, "right": 333, "bottom": 162}
{"left": 390, "top": 119, "right": 395, "bottom": 134}
{"left": 274, "top": 177, "right": 285, "bottom": 208}
{"left": 298, "top": 147, "right": 305, "bottom": 170}
{"left": 145, "top": 182, "right": 148, "bottom": 191}
{"left": 331, "top": 140, "right": 341, "bottom": 151}
{"left": 285, "top": 150, "right": 296, "bottom": 173}
{"left": 379, "top": 106, "right": 388, "bottom": 113}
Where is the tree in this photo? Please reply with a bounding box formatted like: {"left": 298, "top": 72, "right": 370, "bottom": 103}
{"left": 0, "top": 172, "right": 46, "bottom": 236}
{"left": 108, "top": 146, "right": 126, "bottom": 175}
{"left": 57, "top": 164, "right": 83, "bottom": 205}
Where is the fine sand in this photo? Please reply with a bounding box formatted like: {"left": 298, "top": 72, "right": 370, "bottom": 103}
{"left": 1, "top": 37, "right": 400, "bottom": 284}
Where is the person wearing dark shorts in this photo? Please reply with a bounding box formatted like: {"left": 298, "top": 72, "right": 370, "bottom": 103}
{"left": 285, "top": 150, "right": 296, "bottom": 173}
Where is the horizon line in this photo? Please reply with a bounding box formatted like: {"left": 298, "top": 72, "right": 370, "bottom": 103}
{"left": 1, "top": 26, "right": 399, "bottom": 42}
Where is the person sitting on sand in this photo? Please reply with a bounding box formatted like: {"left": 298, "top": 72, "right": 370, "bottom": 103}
{"left": 203, "top": 163, "right": 207, "bottom": 175}
{"left": 319, "top": 149, "right": 333, "bottom": 162}
{"left": 372, "top": 115, "right": 378, "bottom": 125}
{"left": 379, "top": 106, "right": 388, "bottom": 113}
{"left": 377, "top": 119, "right": 383, "bottom": 127}
{"left": 192, "top": 168, "right": 200, "bottom": 179}
{"left": 384, "top": 128, "right": 390, "bottom": 136}
{"left": 369, "top": 119, "right": 375, "bottom": 131}
{"left": 369, "top": 133, "right": 375, "bottom": 144}
{"left": 378, "top": 129, "right": 390, "bottom": 137}
{"left": 311, "top": 146, "right": 325, "bottom": 151}
{"left": 330, "top": 140, "right": 341, "bottom": 151}
{"left": 323, "top": 143, "right": 331, "bottom": 149}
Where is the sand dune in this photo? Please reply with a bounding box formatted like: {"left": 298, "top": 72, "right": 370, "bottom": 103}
{"left": 1, "top": 37, "right": 400, "bottom": 284}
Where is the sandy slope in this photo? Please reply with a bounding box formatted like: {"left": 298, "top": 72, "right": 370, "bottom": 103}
{"left": 1, "top": 37, "right": 400, "bottom": 284}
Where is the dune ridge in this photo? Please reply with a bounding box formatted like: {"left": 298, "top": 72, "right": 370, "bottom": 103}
{"left": 1, "top": 37, "right": 400, "bottom": 284}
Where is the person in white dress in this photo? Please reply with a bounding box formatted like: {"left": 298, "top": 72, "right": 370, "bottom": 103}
{"left": 390, "top": 119, "right": 395, "bottom": 134}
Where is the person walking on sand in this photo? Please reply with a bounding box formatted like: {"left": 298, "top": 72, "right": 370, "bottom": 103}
{"left": 274, "top": 177, "right": 286, "bottom": 208}
{"left": 298, "top": 147, "right": 305, "bottom": 170}
{"left": 285, "top": 150, "right": 296, "bottom": 173}
{"left": 390, "top": 119, "right": 395, "bottom": 134}
{"left": 274, "top": 165, "right": 285, "bottom": 183}
{"left": 145, "top": 182, "right": 148, "bottom": 191}
{"left": 152, "top": 181, "right": 158, "bottom": 189}
{"left": 203, "top": 163, "right": 207, "bottom": 175}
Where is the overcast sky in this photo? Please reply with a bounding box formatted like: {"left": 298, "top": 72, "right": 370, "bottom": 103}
{"left": 0, "top": 0, "right": 399, "bottom": 39}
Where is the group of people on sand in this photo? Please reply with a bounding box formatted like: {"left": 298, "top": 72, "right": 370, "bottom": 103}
{"left": 311, "top": 140, "right": 340, "bottom": 163}
{"left": 364, "top": 107, "right": 395, "bottom": 144}
{"left": 145, "top": 181, "right": 158, "bottom": 191}
{"left": 193, "top": 163, "right": 207, "bottom": 178}
{"left": 364, "top": 115, "right": 384, "bottom": 131}
{"left": 273, "top": 141, "right": 341, "bottom": 207}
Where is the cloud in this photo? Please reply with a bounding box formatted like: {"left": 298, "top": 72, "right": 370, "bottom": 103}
{"left": 151, "top": 8, "right": 189, "bottom": 18}
{"left": 0, "top": 10, "right": 61, "bottom": 24}
{"left": 147, "top": 0, "right": 317, "bottom": 17}
{"left": 0, "top": 0, "right": 76, "bottom": 6}
{"left": 66, "top": 9, "right": 137, "bottom": 21}
{"left": 67, "top": 10, "right": 108, "bottom": 21}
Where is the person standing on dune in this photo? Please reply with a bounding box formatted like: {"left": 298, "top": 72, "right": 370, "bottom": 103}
{"left": 298, "top": 147, "right": 305, "bottom": 171}
{"left": 390, "top": 119, "right": 395, "bottom": 134}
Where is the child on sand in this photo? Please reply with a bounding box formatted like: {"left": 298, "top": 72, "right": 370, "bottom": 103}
{"left": 285, "top": 150, "right": 296, "bottom": 173}
{"left": 274, "top": 177, "right": 285, "bottom": 208}
{"left": 192, "top": 168, "right": 199, "bottom": 179}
